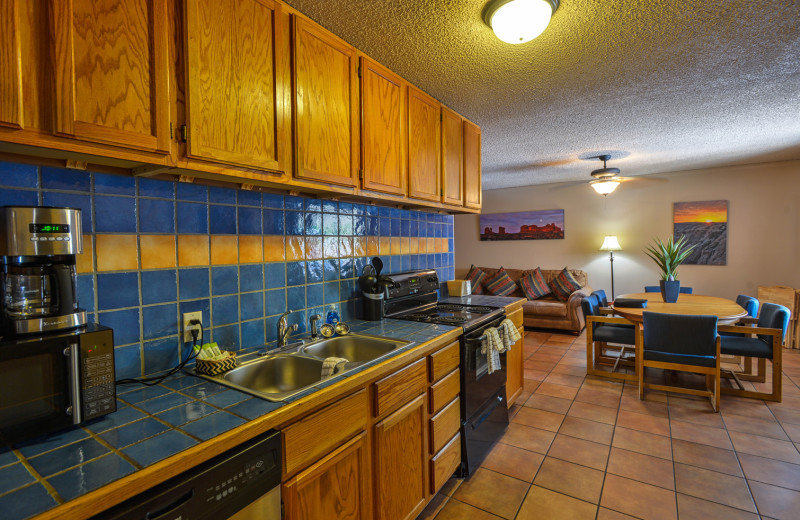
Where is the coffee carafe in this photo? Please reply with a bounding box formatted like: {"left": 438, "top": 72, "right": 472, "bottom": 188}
{"left": 0, "top": 206, "right": 86, "bottom": 336}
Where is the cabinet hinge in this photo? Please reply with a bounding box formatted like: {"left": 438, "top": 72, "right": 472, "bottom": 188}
{"left": 180, "top": 125, "right": 188, "bottom": 143}
{"left": 358, "top": 169, "right": 364, "bottom": 181}
{"left": 169, "top": 122, "right": 174, "bottom": 139}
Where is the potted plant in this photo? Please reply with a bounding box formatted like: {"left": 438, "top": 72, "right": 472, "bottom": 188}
{"left": 644, "top": 235, "right": 696, "bottom": 303}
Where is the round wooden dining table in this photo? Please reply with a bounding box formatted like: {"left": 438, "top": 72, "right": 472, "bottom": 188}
{"left": 612, "top": 293, "right": 747, "bottom": 324}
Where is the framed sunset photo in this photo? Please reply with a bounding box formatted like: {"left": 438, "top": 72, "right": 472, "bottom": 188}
{"left": 673, "top": 200, "right": 728, "bottom": 265}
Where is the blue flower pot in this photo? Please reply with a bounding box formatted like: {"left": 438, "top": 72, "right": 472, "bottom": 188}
{"left": 660, "top": 280, "right": 680, "bottom": 303}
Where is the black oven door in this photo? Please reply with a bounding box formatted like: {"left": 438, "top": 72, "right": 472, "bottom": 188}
{"left": 462, "top": 316, "right": 508, "bottom": 420}
{"left": 0, "top": 336, "right": 78, "bottom": 444}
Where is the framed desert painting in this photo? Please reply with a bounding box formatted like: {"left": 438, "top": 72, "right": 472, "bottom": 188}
{"left": 479, "top": 209, "right": 565, "bottom": 241}
{"left": 673, "top": 200, "right": 728, "bottom": 265}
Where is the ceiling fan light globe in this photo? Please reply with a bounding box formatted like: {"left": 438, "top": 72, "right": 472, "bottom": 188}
{"left": 487, "top": 0, "right": 556, "bottom": 44}
{"left": 590, "top": 179, "right": 620, "bottom": 195}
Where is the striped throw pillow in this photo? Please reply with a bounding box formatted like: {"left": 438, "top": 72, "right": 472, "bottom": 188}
{"left": 520, "top": 267, "right": 551, "bottom": 300}
{"left": 484, "top": 268, "right": 517, "bottom": 296}
{"left": 548, "top": 267, "right": 583, "bottom": 301}
{"left": 466, "top": 265, "right": 487, "bottom": 295}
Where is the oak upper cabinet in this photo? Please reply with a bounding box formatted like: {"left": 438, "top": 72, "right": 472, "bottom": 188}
{"left": 292, "top": 16, "right": 359, "bottom": 187}
{"left": 0, "top": 0, "right": 24, "bottom": 129}
{"left": 441, "top": 107, "right": 464, "bottom": 206}
{"left": 50, "top": 0, "right": 170, "bottom": 153}
{"left": 360, "top": 57, "right": 406, "bottom": 196}
{"left": 183, "top": 0, "right": 289, "bottom": 174}
{"left": 407, "top": 86, "right": 440, "bottom": 201}
{"left": 463, "top": 119, "right": 482, "bottom": 209}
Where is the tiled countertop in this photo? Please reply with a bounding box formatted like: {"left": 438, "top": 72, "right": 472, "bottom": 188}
{"left": 0, "top": 318, "right": 460, "bottom": 520}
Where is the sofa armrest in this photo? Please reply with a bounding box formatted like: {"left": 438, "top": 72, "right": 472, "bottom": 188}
{"left": 567, "top": 286, "right": 593, "bottom": 328}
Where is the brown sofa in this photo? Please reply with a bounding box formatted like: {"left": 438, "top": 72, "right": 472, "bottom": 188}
{"left": 477, "top": 267, "right": 592, "bottom": 333}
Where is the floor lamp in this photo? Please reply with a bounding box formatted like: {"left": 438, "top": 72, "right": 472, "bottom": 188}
{"left": 600, "top": 236, "right": 622, "bottom": 300}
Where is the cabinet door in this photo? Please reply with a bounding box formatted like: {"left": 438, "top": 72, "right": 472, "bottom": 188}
{"left": 283, "top": 432, "right": 370, "bottom": 520}
{"left": 292, "top": 16, "right": 359, "bottom": 187}
{"left": 51, "top": 0, "right": 170, "bottom": 153}
{"left": 407, "top": 86, "right": 440, "bottom": 201}
{"left": 184, "top": 0, "right": 289, "bottom": 174}
{"left": 0, "top": 0, "right": 23, "bottom": 129}
{"left": 506, "top": 326, "right": 525, "bottom": 406}
{"left": 373, "top": 394, "right": 427, "bottom": 520}
{"left": 463, "top": 120, "right": 482, "bottom": 209}
{"left": 441, "top": 107, "right": 464, "bottom": 205}
{"left": 360, "top": 57, "right": 406, "bottom": 196}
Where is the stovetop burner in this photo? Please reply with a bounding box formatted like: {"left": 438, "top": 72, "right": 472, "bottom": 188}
{"left": 396, "top": 302, "right": 502, "bottom": 329}
{"left": 436, "top": 304, "right": 496, "bottom": 314}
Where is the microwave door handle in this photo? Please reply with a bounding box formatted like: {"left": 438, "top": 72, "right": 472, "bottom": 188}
{"left": 66, "top": 343, "right": 81, "bottom": 424}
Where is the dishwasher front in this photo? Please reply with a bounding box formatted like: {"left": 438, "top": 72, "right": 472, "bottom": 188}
{"left": 92, "top": 429, "right": 282, "bottom": 520}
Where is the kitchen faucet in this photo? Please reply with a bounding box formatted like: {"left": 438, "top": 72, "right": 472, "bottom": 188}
{"left": 277, "top": 310, "right": 298, "bottom": 348}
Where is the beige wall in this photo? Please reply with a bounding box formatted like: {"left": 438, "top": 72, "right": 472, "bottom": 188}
{"left": 454, "top": 160, "right": 800, "bottom": 300}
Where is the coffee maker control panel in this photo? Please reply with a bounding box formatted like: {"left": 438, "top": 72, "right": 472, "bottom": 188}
{"left": 0, "top": 206, "right": 82, "bottom": 256}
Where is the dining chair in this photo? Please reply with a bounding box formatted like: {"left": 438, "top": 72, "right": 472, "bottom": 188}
{"left": 736, "top": 294, "right": 759, "bottom": 317}
{"left": 644, "top": 285, "right": 692, "bottom": 294}
{"left": 583, "top": 295, "right": 638, "bottom": 380}
{"left": 639, "top": 312, "right": 720, "bottom": 411}
{"left": 679, "top": 287, "right": 693, "bottom": 294}
{"left": 592, "top": 289, "right": 609, "bottom": 307}
{"left": 717, "top": 302, "right": 789, "bottom": 402}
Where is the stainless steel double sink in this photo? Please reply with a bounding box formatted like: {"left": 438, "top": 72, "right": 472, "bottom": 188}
{"left": 195, "top": 334, "right": 411, "bottom": 401}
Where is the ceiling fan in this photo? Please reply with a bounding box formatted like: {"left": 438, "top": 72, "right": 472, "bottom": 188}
{"left": 589, "top": 154, "right": 623, "bottom": 195}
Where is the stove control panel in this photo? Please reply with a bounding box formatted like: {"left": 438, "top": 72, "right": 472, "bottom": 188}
{"left": 383, "top": 270, "right": 439, "bottom": 299}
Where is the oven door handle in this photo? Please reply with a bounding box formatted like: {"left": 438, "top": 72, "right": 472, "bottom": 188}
{"left": 464, "top": 315, "right": 507, "bottom": 345}
{"left": 470, "top": 394, "right": 506, "bottom": 431}
{"left": 465, "top": 334, "right": 487, "bottom": 345}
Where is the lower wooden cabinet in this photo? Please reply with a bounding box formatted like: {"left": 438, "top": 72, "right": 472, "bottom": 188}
{"left": 283, "top": 432, "right": 370, "bottom": 520}
{"left": 506, "top": 307, "right": 525, "bottom": 406}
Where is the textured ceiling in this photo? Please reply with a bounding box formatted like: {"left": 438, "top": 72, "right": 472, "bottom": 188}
{"left": 283, "top": 0, "right": 800, "bottom": 190}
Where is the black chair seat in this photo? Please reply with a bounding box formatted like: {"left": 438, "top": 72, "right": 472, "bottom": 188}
{"left": 720, "top": 336, "right": 773, "bottom": 359}
{"left": 594, "top": 324, "right": 636, "bottom": 344}
{"left": 614, "top": 298, "right": 647, "bottom": 308}
{"left": 643, "top": 350, "right": 717, "bottom": 368}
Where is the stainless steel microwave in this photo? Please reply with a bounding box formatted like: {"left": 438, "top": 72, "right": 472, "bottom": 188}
{"left": 0, "top": 324, "right": 116, "bottom": 444}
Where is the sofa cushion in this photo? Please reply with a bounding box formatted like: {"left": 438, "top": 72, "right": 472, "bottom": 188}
{"left": 549, "top": 267, "right": 583, "bottom": 301}
{"left": 520, "top": 267, "right": 551, "bottom": 300}
{"left": 523, "top": 298, "right": 567, "bottom": 318}
{"left": 466, "top": 265, "right": 487, "bottom": 295}
{"left": 484, "top": 268, "right": 517, "bottom": 296}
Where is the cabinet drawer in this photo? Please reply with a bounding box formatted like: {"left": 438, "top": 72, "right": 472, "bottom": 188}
{"left": 284, "top": 389, "right": 368, "bottom": 476}
{"left": 508, "top": 307, "right": 523, "bottom": 328}
{"left": 429, "top": 341, "right": 459, "bottom": 382}
{"left": 373, "top": 358, "right": 427, "bottom": 418}
{"left": 429, "top": 369, "right": 460, "bottom": 414}
{"left": 430, "top": 433, "right": 461, "bottom": 493}
{"left": 429, "top": 397, "right": 460, "bottom": 454}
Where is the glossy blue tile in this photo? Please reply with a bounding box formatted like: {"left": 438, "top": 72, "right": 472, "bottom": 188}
{"left": 179, "top": 299, "right": 210, "bottom": 329}
{"left": 142, "top": 301, "right": 178, "bottom": 341}
{"left": 410, "top": 220, "right": 419, "bottom": 236}
{"left": 0, "top": 482, "right": 57, "bottom": 519}
{"left": 238, "top": 190, "right": 261, "bottom": 206}
{"left": 0, "top": 161, "right": 38, "bottom": 188}
{"left": 262, "top": 209, "right": 284, "bottom": 235}
{"left": 225, "top": 398, "right": 284, "bottom": 420}
{"left": 209, "top": 186, "right": 237, "bottom": 204}
{"left": 176, "top": 182, "right": 207, "bottom": 202}
{"left": 401, "top": 255, "right": 411, "bottom": 271}
{"left": 15, "top": 427, "right": 89, "bottom": 458}
{"left": 114, "top": 344, "right": 142, "bottom": 380}
{"left": 139, "top": 198, "right": 175, "bottom": 233}
{"left": 49, "top": 453, "right": 135, "bottom": 501}
{"left": 117, "top": 382, "right": 170, "bottom": 402}
{"left": 95, "top": 195, "right": 136, "bottom": 232}
{"left": 264, "top": 289, "right": 286, "bottom": 317}
{"left": 85, "top": 406, "right": 146, "bottom": 433}
{"left": 212, "top": 295, "right": 238, "bottom": 325}
{"left": 306, "top": 260, "right": 323, "bottom": 283}
{"left": 323, "top": 259, "right": 339, "bottom": 281}
{"left": 239, "top": 264, "right": 263, "bottom": 292}
{"left": 391, "top": 218, "right": 401, "bottom": 237}
{"left": 263, "top": 263, "right": 285, "bottom": 289}
{"left": 160, "top": 373, "right": 203, "bottom": 391}
{"left": 287, "top": 286, "right": 305, "bottom": 310}
{"left": 324, "top": 282, "right": 340, "bottom": 304}
{"left": 123, "top": 430, "right": 197, "bottom": 467}
{"left": 322, "top": 200, "right": 338, "bottom": 213}
{"left": 212, "top": 323, "right": 240, "bottom": 348}
{"left": 211, "top": 265, "right": 238, "bottom": 295}
{"left": 367, "top": 216, "right": 380, "bottom": 235}
{"left": 179, "top": 268, "right": 210, "bottom": 300}
{"left": 209, "top": 205, "right": 236, "bottom": 234}
{"left": 286, "top": 261, "right": 306, "bottom": 286}
{"left": 339, "top": 279, "right": 357, "bottom": 301}
{"left": 307, "top": 283, "right": 324, "bottom": 308}
{"left": 94, "top": 172, "right": 135, "bottom": 195}
{"left": 0, "top": 449, "right": 17, "bottom": 468}
{"left": 339, "top": 215, "right": 353, "bottom": 235}
{"left": 340, "top": 257, "right": 354, "bottom": 279}
{"left": 100, "top": 309, "right": 140, "bottom": 345}
{"left": 138, "top": 177, "right": 175, "bottom": 199}
{"left": 240, "top": 291, "right": 264, "bottom": 320}
{"left": 0, "top": 463, "right": 34, "bottom": 495}
{"left": 265, "top": 315, "right": 279, "bottom": 343}
{"left": 41, "top": 166, "right": 90, "bottom": 191}
{"left": 42, "top": 191, "right": 91, "bottom": 231}
{"left": 390, "top": 208, "right": 401, "bottom": 219}
{"left": 354, "top": 257, "right": 367, "bottom": 277}
{"left": 338, "top": 202, "right": 353, "bottom": 214}
{"left": 0, "top": 188, "right": 38, "bottom": 206}
{"left": 156, "top": 400, "right": 216, "bottom": 426}
{"left": 284, "top": 195, "right": 304, "bottom": 210}
{"left": 410, "top": 254, "right": 419, "bottom": 270}
{"left": 262, "top": 193, "right": 283, "bottom": 209}
{"left": 77, "top": 274, "right": 95, "bottom": 312}
{"left": 287, "top": 309, "right": 306, "bottom": 333}
{"left": 353, "top": 215, "right": 366, "bottom": 235}
{"left": 301, "top": 198, "right": 320, "bottom": 212}
{"left": 304, "top": 211, "right": 322, "bottom": 235}
{"left": 176, "top": 201, "right": 208, "bottom": 234}
{"left": 323, "top": 212, "right": 338, "bottom": 235}
{"left": 285, "top": 210, "right": 303, "bottom": 235}
{"left": 181, "top": 380, "right": 228, "bottom": 399}
{"left": 204, "top": 389, "right": 249, "bottom": 408}
{"left": 98, "top": 272, "right": 139, "bottom": 310}
{"left": 237, "top": 206, "right": 261, "bottom": 234}
{"left": 99, "top": 418, "right": 170, "bottom": 449}
{"left": 240, "top": 319, "right": 265, "bottom": 348}
{"left": 380, "top": 217, "right": 391, "bottom": 236}
{"left": 400, "top": 219, "right": 410, "bottom": 236}
{"left": 379, "top": 206, "right": 392, "bottom": 218}
{"left": 366, "top": 205, "right": 379, "bottom": 216}
{"left": 28, "top": 437, "right": 109, "bottom": 477}
{"left": 180, "top": 411, "right": 246, "bottom": 441}
{"left": 139, "top": 392, "right": 195, "bottom": 414}
{"left": 141, "top": 270, "right": 177, "bottom": 305}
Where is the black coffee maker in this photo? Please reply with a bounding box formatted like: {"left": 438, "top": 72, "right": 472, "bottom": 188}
{"left": 0, "top": 206, "right": 86, "bottom": 336}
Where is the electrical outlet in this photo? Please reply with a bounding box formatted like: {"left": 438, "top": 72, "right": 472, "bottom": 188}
{"left": 182, "top": 311, "right": 202, "bottom": 343}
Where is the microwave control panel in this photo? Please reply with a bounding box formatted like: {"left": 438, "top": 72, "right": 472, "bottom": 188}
{"left": 79, "top": 326, "right": 116, "bottom": 420}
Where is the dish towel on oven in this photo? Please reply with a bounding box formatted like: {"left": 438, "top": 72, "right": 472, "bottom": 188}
{"left": 499, "top": 318, "right": 521, "bottom": 350}
{"left": 481, "top": 327, "right": 505, "bottom": 375}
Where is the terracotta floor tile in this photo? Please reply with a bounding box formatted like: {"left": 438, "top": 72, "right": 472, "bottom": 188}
{"left": 669, "top": 404, "right": 726, "bottom": 429}
{"left": 675, "top": 493, "right": 759, "bottom": 520}
{"left": 417, "top": 491, "right": 450, "bottom": 520}
{"left": 500, "top": 422, "right": 556, "bottom": 454}
{"left": 623, "top": 384, "right": 668, "bottom": 404}
{"left": 516, "top": 485, "right": 598, "bottom": 520}
{"left": 452, "top": 468, "right": 529, "bottom": 519}
{"left": 600, "top": 474, "right": 677, "bottom": 520}
{"left": 551, "top": 364, "right": 587, "bottom": 377}
{"left": 523, "top": 394, "right": 573, "bottom": 414}
{"left": 434, "top": 498, "right": 504, "bottom": 519}
{"left": 606, "top": 447, "right": 675, "bottom": 490}
{"left": 771, "top": 407, "right": 800, "bottom": 426}
{"left": 481, "top": 442, "right": 544, "bottom": 483}
{"left": 524, "top": 369, "right": 549, "bottom": 381}
{"left": 559, "top": 416, "right": 615, "bottom": 445}
{"left": 512, "top": 407, "right": 565, "bottom": 432}
{"left": 728, "top": 431, "right": 800, "bottom": 464}
{"left": 533, "top": 457, "right": 605, "bottom": 503}
{"left": 669, "top": 420, "right": 733, "bottom": 450}
{"left": 573, "top": 389, "right": 623, "bottom": 410}
{"left": 619, "top": 395, "right": 670, "bottom": 418}
{"left": 547, "top": 434, "right": 610, "bottom": 471}
{"left": 723, "top": 413, "right": 790, "bottom": 441}
{"left": 722, "top": 397, "right": 778, "bottom": 421}
{"left": 597, "top": 508, "right": 640, "bottom": 520}
{"left": 673, "top": 462, "right": 756, "bottom": 512}
{"left": 568, "top": 401, "right": 619, "bottom": 425}
{"left": 671, "top": 439, "right": 742, "bottom": 476}
{"left": 543, "top": 372, "right": 585, "bottom": 388}
{"left": 525, "top": 360, "right": 556, "bottom": 372}
{"left": 782, "top": 422, "right": 800, "bottom": 443}
{"left": 581, "top": 377, "right": 625, "bottom": 392}
{"left": 535, "top": 382, "right": 579, "bottom": 400}
{"left": 738, "top": 452, "right": 800, "bottom": 491}
{"left": 748, "top": 480, "right": 800, "bottom": 520}
{"left": 612, "top": 427, "right": 673, "bottom": 460}
{"left": 615, "top": 409, "right": 670, "bottom": 436}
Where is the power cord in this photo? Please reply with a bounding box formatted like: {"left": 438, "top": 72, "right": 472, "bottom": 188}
{"left": 116, "top": 319, "right": 204, "bottom": 387}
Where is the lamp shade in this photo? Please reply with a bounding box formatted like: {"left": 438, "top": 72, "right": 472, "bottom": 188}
{"left": 484, "top": 0, "right": 559, "bottom": 44}
{"left": 600, "top": 236, "right": 622, "bottom": 251}
{"left": 590, "top": 178, "right": 620, "bottom": 195}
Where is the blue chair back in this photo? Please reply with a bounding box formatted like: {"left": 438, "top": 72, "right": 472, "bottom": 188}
{"left": 757, "top": 303, "right": 790, "bottom": 344}
{"left": 643, "top": 312, "right": 718, "bottom": 359}
{"left": 581, "top": 295, "right": 601, "bottom": 333}
{"left": 591, "top": 290, "right": 609, "bottom": 307}
{"left": 736, "top": 295, "right": 759, "bottom": 318}
{"left": 679, "top": 287, "right": 693, "bottom": 294}
{"left": 644, "top": 286, "right": 659, "bottom": 293}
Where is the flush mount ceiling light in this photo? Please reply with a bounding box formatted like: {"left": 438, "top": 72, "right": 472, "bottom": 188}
{"left": 483, "top": 0, "right": 560, "bottom": 44}
{"left": 589, "top": 154, "right": 622, "bottom": 195}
